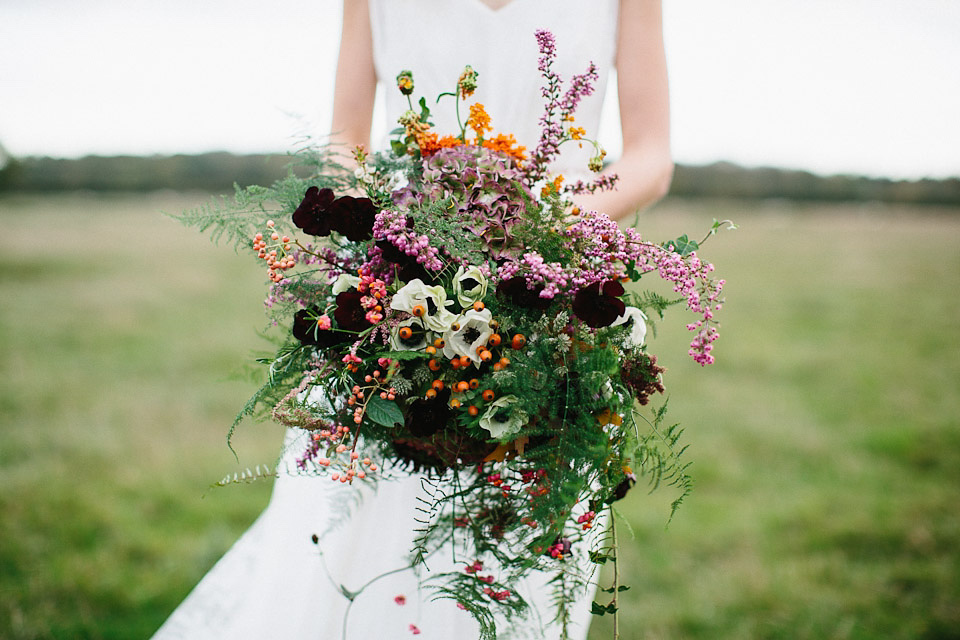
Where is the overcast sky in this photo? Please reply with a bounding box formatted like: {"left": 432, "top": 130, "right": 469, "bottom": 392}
{"left": 1, "top": 0, "right": 958, "bottom": 179}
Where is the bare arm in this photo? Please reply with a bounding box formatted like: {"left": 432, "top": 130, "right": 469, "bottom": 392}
{"left": 330, "top": 0, "right": 377, "bottom": 150}
{"left": 576, "top": 0, "right": 673, "bottom": 221}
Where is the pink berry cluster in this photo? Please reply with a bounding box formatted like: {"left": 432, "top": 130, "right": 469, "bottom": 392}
{"left": 356, "top": 271, "right": 389, "bottom": 324}
{"left": 576, "top": 509, "right": 597, "bottom": 531}
{"left": 546, "top": 538, "right": 572, "bottom": 560}
{"left": 464, "top": 561, "right": 511, "bottom": 602}
{"left": 252, "top": 220, "right": 296, "bottom": 283}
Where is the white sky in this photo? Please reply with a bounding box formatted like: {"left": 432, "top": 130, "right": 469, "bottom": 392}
{"left": 1, "top": 0, "right": 958, "bottom": 179}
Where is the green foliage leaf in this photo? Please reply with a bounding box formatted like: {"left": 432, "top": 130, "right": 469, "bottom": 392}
{"left": 365, "top": 394, "right": 404, "bottom": 428}
{"left": 600, "top": 585, "right": 631, "bottom": 593}
{"left": 625, "top": 259, "right": 644, "bottom": 282}
{"left": 418, "top": 96, "right": 431, "bottom": 123}
{"left": 590, "top": 601, "right": 618, "bottom": 616}
{"left": 667, "top": 233, "right": 699, "bottom": 256}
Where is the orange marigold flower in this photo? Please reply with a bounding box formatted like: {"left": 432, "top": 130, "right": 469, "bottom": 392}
{"left": 466, "top": 103, "right": 493, "bottom": 139}
{"left": 417, "top": 131, "right": 441, "bottom": 156}
{"left": 540, "top": 174, "right": 565, "bottom": 199}
{"left": 482, "top": 133, "right": 527, "bottom": 163}
{"left": 437, "top": 135, "right": 462, "bottom": 150}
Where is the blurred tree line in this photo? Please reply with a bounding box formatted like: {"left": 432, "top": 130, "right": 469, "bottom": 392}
{"left": 0, "top": 152, "right": 957, "bottom": 205}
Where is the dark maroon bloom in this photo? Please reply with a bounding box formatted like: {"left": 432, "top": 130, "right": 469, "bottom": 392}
{"left": 292, "top": 187, "right": 378, "bottom": 241}
{"left": 495, "top": 276, "right": 552, "bottom": 311}
{"left": 608, "top": 472, "right": 637, "bottom": 503}
{"left": 333, "top": 290, "right": 372, "bottom": 333}
{"left": 328, "top": 195, "right": 377, "bottom": 241}
{"left": 572, "top": 280, "right": 625, "bottom": 328}
{"left": 292, "top": 186, "right": 336, "bottom": 236}
{"left": 405, "top": 388, "right": 452, "bottom": 437}
{"left": 373, "top": 240, "right": 432, "bottom": 283}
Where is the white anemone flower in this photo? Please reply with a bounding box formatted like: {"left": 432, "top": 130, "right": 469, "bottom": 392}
{"left": 442, "top": 308, "right": 494, "bottom": 367}
{"left": 611, "top": 306, "right": 648, "bottom": 348}
{"left": 479, "top": 395, "right": 527, "bottom": 439}
{"left": 390, "top": 279, "right": 457, "bottom": 332}
{"left": 389, "top": 318, "right": 428, "bottom": 352}
{"left": 331, "top": 273, "right": 361, "bottom": 295}
{"left": 453, "top": 265, "right": 488, "bottom": 308}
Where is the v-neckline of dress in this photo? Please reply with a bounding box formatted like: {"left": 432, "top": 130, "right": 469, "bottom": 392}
{"left": 469, "top": 0, "right": 522, "bottom": 15}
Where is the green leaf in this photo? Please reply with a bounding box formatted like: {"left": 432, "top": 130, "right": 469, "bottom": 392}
{"left": 376, "top": 349, "right": 430, "bottom": 362}
{"left": 667, "top": 234, "right": 699, "bottom": 256}
{"left": 418, "top": 96, "right": 431, "bottom": 123}
{"left": 625, "top": 259, "right": 644, "bottom": 282}
{"left": 390, "top": 140, "right": 407, "bottom": 156}
{"left": 589, "top": 550, "right": 614, "bottom": 565}
{"left": 590, "top": 601, "right": 618, "bottom": 616}
{"left": 601, "top": 585, "right": 632, "bottom": 593}
{"left": 365, "top": 394, "right": 404, "bottom": 428}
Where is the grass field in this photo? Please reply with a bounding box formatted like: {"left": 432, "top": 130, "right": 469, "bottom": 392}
{"left": 1, "top": 192, "right": 958, "bottom": 639}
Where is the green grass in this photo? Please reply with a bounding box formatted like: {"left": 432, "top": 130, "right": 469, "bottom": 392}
{"left": 1, "top": 193, "right": 958, "bottom": 639}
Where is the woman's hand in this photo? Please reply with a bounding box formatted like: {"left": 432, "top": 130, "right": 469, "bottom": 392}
{"left": 576, "top": 0, "right": 674, "bottom": 221}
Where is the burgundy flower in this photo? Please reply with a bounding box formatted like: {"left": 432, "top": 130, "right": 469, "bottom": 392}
{"left": 572, "top": 280, "right": 625, "bottom": 328}
{"left": 495, "top": 276, "right": 552, "bottom": 311}
{"left": 328, "top": 195, "right": 377, "bottom": 242}
{"left": 292, "top": 188, "right": 378, "bottom": 241}
{"left": 405, "top": 388, "right": 452, "bottom": 437}
{"left": 292, "top": 186, "right": 336, "bottom": 236}
{"left": 333, "top": 290, "right": 372, "bottom": 333}
{"left": 373, "top": 240, "right": 432, "bottom": 283}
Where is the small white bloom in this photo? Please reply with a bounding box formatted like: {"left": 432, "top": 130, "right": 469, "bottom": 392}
{"left": 390, "top": 278, "right": 457, "bottom": 332}
{"left": 442, "top": 308, "right": 494, "bottom": 367}
{"left": 453, "top": 265, "right": 488, "bottom": 308}
{"left": 611, "top": 306, "right": 647, "bottom": 348}
{"left": 479, "top": 395, "right": 527, "bottom": 439}
{"left": 331, "top": 273, "right": 361, "bottom": 295}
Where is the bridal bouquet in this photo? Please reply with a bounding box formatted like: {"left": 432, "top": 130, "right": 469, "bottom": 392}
{"left": 182, "top": 30, "right": 726, "bottom": 639}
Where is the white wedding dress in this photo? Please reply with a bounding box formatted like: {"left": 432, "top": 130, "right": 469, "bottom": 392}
{"left": 152, "top": 1, "right": 618, "bottom": 638}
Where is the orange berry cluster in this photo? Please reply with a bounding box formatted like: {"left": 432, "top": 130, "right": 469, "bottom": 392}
{"left": 310, "top": 425, "right": 378, "bottom": 484}
{"left": 347, "top": 370, "right": 397, "bottom": 425}
{"left": 424, "top": 326, "right": 526, "bottom": 418}
{"left": 252, "top": 220, "right": 295, "bottom": 283}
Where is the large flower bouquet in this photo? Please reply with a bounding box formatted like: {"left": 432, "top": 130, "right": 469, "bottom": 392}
{"left": 182, "top": 30, "right": 726, "bottom": 639}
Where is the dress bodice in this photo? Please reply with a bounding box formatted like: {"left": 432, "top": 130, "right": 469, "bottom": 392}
{"left": 369, "top": 0, "right": 619, "bottom": 174}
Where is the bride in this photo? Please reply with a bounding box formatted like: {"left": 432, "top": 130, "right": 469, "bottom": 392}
{"left": 152, "top": 1, "right": 671, "bottom": 638}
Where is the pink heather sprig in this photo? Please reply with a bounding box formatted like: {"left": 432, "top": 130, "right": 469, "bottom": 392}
{"left": 372, "top": 209, "right": 444, "bottom": 271}
{"left": 558, "top": 62, "right": 598, "bottom": 120}
{"left": 564, "top": 173, "right": 620, "bottom": 196}
{"left": 629, "top": 238, "right": 725, "bottom": 366}
{"left": 526, "top": 29, "right": 600, "bottom": 186}
{"left": 562, "top": 211, "right": 636, "bottom": 287}
{"left": 497, "top": 252, "right": 569, "bottom": 299}
{"left": 528, "top": 30, "right": 564, "bottom": 184}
